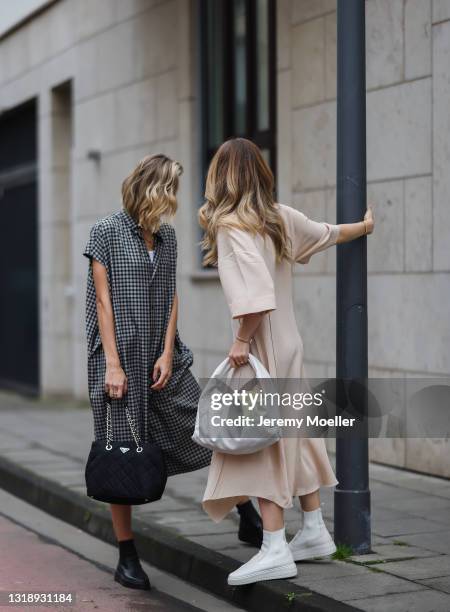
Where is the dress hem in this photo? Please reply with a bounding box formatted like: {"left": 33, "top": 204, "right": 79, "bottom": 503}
{"left": 202, "top": 478, "right": 339, "bottom": 523}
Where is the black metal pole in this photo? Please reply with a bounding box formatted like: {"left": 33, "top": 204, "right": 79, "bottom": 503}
{"left": 334, "top": 0, "right": 371, "bottom": 554}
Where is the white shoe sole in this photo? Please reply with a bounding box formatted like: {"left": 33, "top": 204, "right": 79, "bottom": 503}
{"left": 290, "top": 540, "right": 337, "bottom": 562}
{"left": 227, "top": 561, "right": 298, "bottom": 586}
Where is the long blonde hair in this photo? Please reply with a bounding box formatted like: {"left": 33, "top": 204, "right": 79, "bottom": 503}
{"left": 122, "top": 154, "right": 183, "bottom": 232}
{"left": 198, "top": 138, "right": 290, "bottom": 266}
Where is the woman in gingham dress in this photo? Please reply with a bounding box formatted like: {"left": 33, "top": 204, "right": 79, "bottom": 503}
{"left": 83, "top": 154, "right": 263, "bottom": 591}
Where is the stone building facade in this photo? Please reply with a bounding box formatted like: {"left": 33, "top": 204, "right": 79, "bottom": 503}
{"left": 0, "top": 0, "right": 449, "bottom": 477}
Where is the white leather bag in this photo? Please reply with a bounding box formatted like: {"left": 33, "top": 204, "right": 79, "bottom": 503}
{"left": 192, "top": 354, "right": 281, "bottom": 455}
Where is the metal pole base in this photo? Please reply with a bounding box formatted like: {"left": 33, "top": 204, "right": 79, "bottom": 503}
{"left": 334, "top": 488, "right": 371, "bottom": 554}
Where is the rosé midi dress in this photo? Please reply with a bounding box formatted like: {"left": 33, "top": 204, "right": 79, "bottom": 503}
{"left": 202, "top": 204, "right": 340, "bottom": 522}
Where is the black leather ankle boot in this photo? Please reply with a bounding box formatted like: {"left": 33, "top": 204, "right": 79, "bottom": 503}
{"left": 115, "top": 539, "right": 151, "bottom": 590}
{"left": 237, "top": 500, "right": 263, "bottom": 547}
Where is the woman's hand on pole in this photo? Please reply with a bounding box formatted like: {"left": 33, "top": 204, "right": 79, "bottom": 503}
{"left": 364, "top": 205, "right": 375, "bottom": 235}
{"left": 335, "top": 205, "right": 375, "bottom": 243}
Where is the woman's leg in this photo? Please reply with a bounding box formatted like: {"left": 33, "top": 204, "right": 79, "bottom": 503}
{"left": 110, "top": 504, "right": 132, "bottom": 541}
{"left": 228, "top": 498, "right": 296, "bottom": 585}
{"left": 258, "top": 498, "right": 284, "bottom": 531}
{"left": 299, "top": 489, "right": 320, "bottom": 511}
{"left": 111, "top": 505, "right": 150, "bottom": 590}
{"left": 289, "top": 489, "right": 336, "bottom": 561}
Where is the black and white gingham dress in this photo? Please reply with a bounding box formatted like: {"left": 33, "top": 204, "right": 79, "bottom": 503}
{"left": 83, "top": 209, "right": 211, "bottom": 476}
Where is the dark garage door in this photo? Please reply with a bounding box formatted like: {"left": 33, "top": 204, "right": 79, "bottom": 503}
{"left": 0, "top": 100, "right": 39, "bottom": 394}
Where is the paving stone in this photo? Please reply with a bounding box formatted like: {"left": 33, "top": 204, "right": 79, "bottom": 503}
{"left": 67, "top": 484, "right": 88, "bottom": 494}
{"left": 349, "top": 588, "right": 450, "bottom": 612}
{"left": 371, "top": 534, "right": 395, "bottom": 546}
{"left": 425, "top": 507, "right": 450, "bottom": 526}
{"left": 378, "top": 555, "right": 450, "bottom": 580}
{"left": 292, "top": 559, "right": 368, "bottom": 581}
{"left": 149, "top": 510, "right": 208, "bottom": 527}
{"left": 220, "top": 546, "right": 255, "bottom": 563}
{"left": 284, "top": 506, "right": 303, "bottom": 520}
{"left": 189, "top": 533, "right": 251, "bottom": 552}
{"left": 169, "top": 519, "right": 238, "bottom": 537}
{"left": 372, "top": 516, "right": 445, "bottom": 537}
{"left": 0, "top": 436, "right": 30, "bottom": 451}
{"left": 370, "top": 464, "right": 450, "bottom": 500}
{"left": 1, "top": 449, "right": 57, "bottom": 463}
{"left": 369, "top": 481, "right": 425, "bottom": 503}
{"left": 419, "top": 575, "right": 450, "bottom": 594}
{"left": 18, "top": 462, "right": 83, "bottom": 477}
{"left": 164, "top": 484, "right": 205, "bottom": 502}
{"left": 134, "top": 497, "right": 193, "bottom": 514}
{"left": 393, "top": 531, "right": 450, "bottom": 555}
{"left": 376, "top": 494, "right": 450, "bottom": 518}
{"left": 351, "top": 543, "right": 441, "bottom": 563}
{"left": 300, "top": 571, "right": 424, "bottom": 601}
{"left": 42, "top": 469, "right": 85, "bottom": 486}
{"left": 371, "top": 506, "right": 407, "bottom": 522}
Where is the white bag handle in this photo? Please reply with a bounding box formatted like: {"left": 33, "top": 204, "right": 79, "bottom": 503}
{"left": 192, "top": 353, "right": 279, "bottom": 455}
{"left": 210, "top": 354, "right": 271, "bottom": 380}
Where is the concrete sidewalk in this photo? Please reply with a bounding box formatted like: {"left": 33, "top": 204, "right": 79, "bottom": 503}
{"left": 1, "top": 392, "right": 450, "bottom": 611}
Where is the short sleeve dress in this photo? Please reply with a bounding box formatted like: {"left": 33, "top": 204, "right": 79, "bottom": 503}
{"left": 83, "top": 209, "right": 211, "bottom": 477}
{"left": 202, "top": 204, "right": 340, "bottom": 521}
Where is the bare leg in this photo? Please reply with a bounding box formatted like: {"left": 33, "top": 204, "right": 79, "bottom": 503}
{"left": 290, "top": 489, "right": 336, "bottom": 561}
{"left": 258, "top": 498, "right": 284, "bottom": 531}
{"left": 110, "top": 504, "right": 133, "bottom": 541}
{"left": 299, "top": 489, "right": 320, "bottom": 512}
{"left": 112, "top": 504, "right": 150, "bottom": 590}
{"left": 228, "top": 498, "right": 296, "bottom": 585}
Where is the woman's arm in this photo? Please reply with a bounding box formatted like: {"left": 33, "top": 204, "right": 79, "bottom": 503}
{"left": 228, "top": 312, "right": 265, "bottom": 368}
{"left": 151, "top": 293, "right": 179, "bottom": 390}
{"left": 164, "top": 292, "right": 178, "bottom": 355}
{"left": 92, "top": 259, "right": 128, "bottom": 399}
{"left": 335, "top": 206, "right": 374, "bottom": 244}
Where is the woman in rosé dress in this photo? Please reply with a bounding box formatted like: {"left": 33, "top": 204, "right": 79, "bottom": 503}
{"left": 198, "top": 138, "right": 374, "bottom": 585}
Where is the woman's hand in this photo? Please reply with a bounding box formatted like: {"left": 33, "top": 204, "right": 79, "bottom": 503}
{"left": 151, "top": 351, "right": 173, "bottom": 390}
{"left": 105, "top": 364, "right": 128, "bottom": 399}
{"left": 364, "top": 205, "right": 375, "bottom": 235}
{"left": 228, "top": 339, "right": 250, "bottom": 369}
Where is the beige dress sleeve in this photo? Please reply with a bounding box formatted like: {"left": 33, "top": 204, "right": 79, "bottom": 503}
{"left": 217, "top": 226, "right": 276, "bottom": 319}
{"left": 286, "top": 206, "right": 340, "bottom": 264}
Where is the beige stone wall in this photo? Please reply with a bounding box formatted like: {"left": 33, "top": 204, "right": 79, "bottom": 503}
{"left": 0, "top": 0, "right": 202, "bottom": 397}
{"left": 0, "top": 0, "right": 448, "bottom": 476}
{"left": 277, "top": 0, "right": 450, "bottom": 477}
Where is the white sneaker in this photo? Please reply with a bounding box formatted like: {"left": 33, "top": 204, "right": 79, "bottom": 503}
{"left": 228, "top": 527, "right": 297, "bottom": 586}
{"left": 289, "top": 508, "right": 337, "bottom": 562}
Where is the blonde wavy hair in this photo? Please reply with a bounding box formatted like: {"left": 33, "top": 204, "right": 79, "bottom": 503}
{"left": 198, "top": 138, "right": 291, "bottom": 266}
{"left": 122, "top": 154, "right": 183, "bottom": 233}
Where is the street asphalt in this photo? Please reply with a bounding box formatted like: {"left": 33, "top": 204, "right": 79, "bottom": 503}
{"left": 0, "top": 488, "right": 243, "bottom": 611}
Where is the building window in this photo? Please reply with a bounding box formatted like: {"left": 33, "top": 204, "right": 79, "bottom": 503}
{"left": 200, "top": 0, "right": 276, "bottom": 174}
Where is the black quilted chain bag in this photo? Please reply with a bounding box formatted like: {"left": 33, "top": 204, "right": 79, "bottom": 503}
{"left": 85, "top": 399, "right": 167, "bottom": 505}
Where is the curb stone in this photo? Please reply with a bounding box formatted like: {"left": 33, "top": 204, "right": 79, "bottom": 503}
{"left": 0, "top": 455, "right": 358, "bottom": 612}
